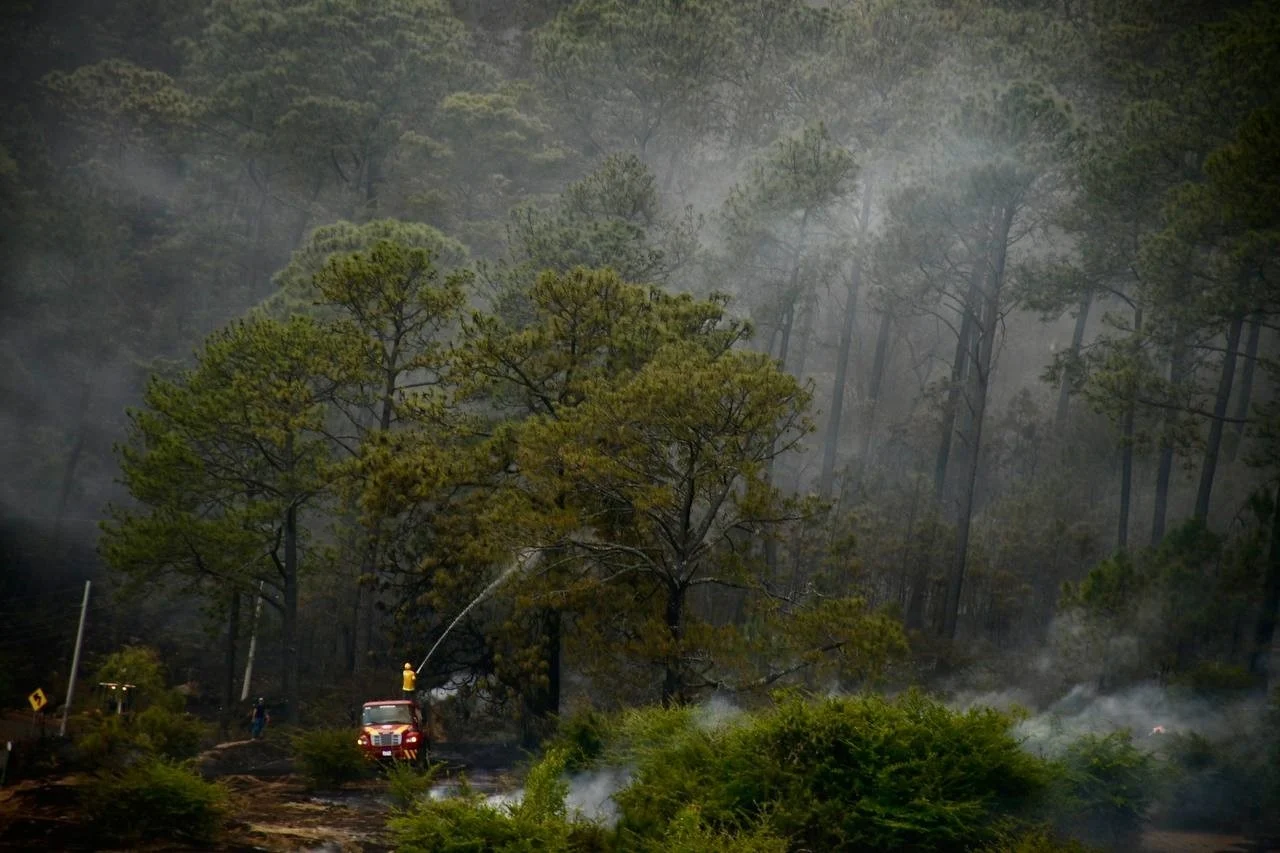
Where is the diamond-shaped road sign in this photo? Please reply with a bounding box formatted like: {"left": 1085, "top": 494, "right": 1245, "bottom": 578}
{"left": 28, "top": 688, "right": 48, "bottom": 713}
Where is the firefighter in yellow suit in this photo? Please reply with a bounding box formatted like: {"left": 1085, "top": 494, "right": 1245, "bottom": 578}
{"left": 402, "top": 662, "right": 416, "bottom": 697}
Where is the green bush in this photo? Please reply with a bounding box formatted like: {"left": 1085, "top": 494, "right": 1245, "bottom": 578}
{"left": 554, "top": 709, "right": 612, "bottom": 771}
{"left": 292, "top": 728, "right": 367, "bottom": 788}
{"left": 980, "top": 824, "right": 1098, "bottom": 853}
{"left": 1169, "top": 662, "right": 1258, "bottom": 693}
{"left": 1049, "top": 731, "right": 1156, "bottom": 847}
{"left": 388, "top": 747, "right": 613, "bottom": 852}
{"left": 74, "top": 711, "right": 144, "bottom": 770}
{"left": 1158, "top": 712, "right": 1280, "bottom": 832}
{"left": 83, "top": 758, "right": 227, "bottom": 843}
{"left": 386, "top": 761, "right": 443, "bottom": 809}
{"left": 624, "top": 806, "right": 786, "bottom": 853}
{"left": 614, "top": 692, "right": 1051, "bottom": 851}
{"left": 73, "top": 707, "right": 209, "bottom": 770}
{"left": 134, "top": 706, "right": 209, "bottom": 760}
{"left": 390, "top": 795, "right": 571, "bottom": 852}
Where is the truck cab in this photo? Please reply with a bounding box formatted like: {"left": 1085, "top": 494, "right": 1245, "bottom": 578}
{"left": 357, "top": 699, "right": 429, "bottom": 763}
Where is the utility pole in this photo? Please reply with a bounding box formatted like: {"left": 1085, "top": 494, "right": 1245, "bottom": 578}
{"left": 59, "top": 580, "right": 90, "bottom": 738}
{"left": 240, "top": 581, "right": 265, "bottom": 702}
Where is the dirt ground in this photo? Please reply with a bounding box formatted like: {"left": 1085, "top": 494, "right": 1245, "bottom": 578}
{"left": 0, "top": 739, "right": 519, "bottom": 852}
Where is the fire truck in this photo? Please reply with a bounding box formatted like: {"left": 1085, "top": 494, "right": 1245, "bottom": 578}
{"left": 356, "top": 699, "right": 430, "bottom": 763}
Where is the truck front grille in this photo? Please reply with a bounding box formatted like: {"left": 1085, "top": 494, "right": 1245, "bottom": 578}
{"left": 372, "top": 732, "right": 402, "bottom": 747}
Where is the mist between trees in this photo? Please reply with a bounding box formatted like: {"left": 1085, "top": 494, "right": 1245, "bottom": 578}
{"left": 0, "top": 0, "right": 1277, "bottom": 751}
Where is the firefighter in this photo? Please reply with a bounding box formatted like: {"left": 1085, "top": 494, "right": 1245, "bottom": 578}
{"left": 402, "top": 662, "right": 416, "bottom": 697}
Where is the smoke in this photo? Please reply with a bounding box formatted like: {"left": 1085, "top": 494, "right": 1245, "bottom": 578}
{"left": 952, "top": 679, "right": 1269, "bottom": 759}
{"left": 693, "top": 692, "right": 742, "bottom": 730}
{"left": 470, "top": 767, "right": 632, "bottom": 826}
{"left": 565, "top": 767, "right": 631, "bottom": 824}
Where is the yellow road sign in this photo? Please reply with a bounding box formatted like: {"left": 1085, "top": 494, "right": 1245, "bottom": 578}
{"left": 28, "top": 688, "right": 48, "bottom": 712}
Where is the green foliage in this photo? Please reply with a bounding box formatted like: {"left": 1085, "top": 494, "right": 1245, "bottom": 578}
{"left": 1157, "top": 704, "right": 1280, "bottom": 832}
{"left": 552, "top": 709, "right": 612, "bottom": 771}
{"left": 518, "top": 747, "right": 571, "bottom": 824}
{"left": 390, "top": 795, "right": 573, "bottom": 852}
{"left": 980, "top": 825, "right": 1096, "bottom": 853}
{"left": 132, "top": 706, "right": 209, "bottom": 761}
{"left": 1049, "top": 731, "right": 1156, "bottom": 847}
{"left": 74, "top": 712, "right": 148, "bottom": 770}
{"left": 613, "top": 693, "right": 1050, "bottom": 851}
{"left": 388, "top": 751, "right": 598, "bottom": 852}
{"left": 1056, "top": 519, "right": 1265, "bottom": 685}
{"left": 83, "top": 758, "right": 228, "bottom": 844}
{"left": 292, "top": 729, "right": 368, "bottom": 788}
{"left": 1168, "top": 661, "right": 1257, "bottom": 693}
{"left": 386, "top": 761, "right": 445, "bottom": 809}
{"left": 92, "top": 645, "right": 181, "bottom": 711}
{"left": 641, "top": 808, "right": 787, "bottom": 853}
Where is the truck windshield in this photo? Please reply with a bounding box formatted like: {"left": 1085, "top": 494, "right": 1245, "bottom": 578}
{"left": 362, "top": 704, "right": 412, "bottom": 725}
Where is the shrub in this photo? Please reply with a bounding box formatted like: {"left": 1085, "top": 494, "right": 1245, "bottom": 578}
{"left": 292, "top": 728, "right": 367, "bottom": 788}
{"left": 615, "top": 692, "right": 1051, "bottom": 851}
{"left": 74, "top": 711, "right": 145, "bottom": 770}
{"left": 627, "top": 806, "right": 786, "bottom": 853}
{"left": 386, "top": 761, "right": 443, "bottom": 809}
{"left": 388, "top": 747, "right": 613, "bottom": 852}
{"left": 390, "top": 796, "right": 571, "bottom": 852}
{"left": 83, "top": 758, "right": 227, "bottom": 843}
{"left": 73, "top": 706, "right": 210, "bottom": 770}
{"left": 980, "top": 824, "right": 1097, "bottom": 853}
{"left": 1049, "top": 731, "right": 1156, "bottom": 847}
{"left": 134, "top": 706, "right": 209, "bottom": 760}
{"left": 554, "top": 709, "right": 612, "bottom": 771}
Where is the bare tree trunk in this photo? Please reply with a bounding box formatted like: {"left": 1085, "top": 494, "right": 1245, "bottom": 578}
{"left": 940, "top": 205, "right": 1011, "bottom": 641}
{"left": 1194, "top": 312, "right": 1245, "bottom": 521}
{"left": 1055, "top": 292, "right": 1092, "bottom": 429}
{"left": 857, "top": 310, "right": 894, "bottom": 477}
{"left": 1249, "top": 480, "right": 1280, "bottom": 684}
{"left": 282, "top": 502, "right": 300, "bottom": 724}
{"left": 777, "top": 301, "right": 795, "bottom": 368}
{"left": 934, "top": 262, "right": 985, "bottom": 504}
{"left": 221, "top": 591, "right": 241, "bottom": 737}
{"left": 1118, "top": 306, "right": 1143, "bottom": 551}
{"left": 661, "top": 582, "right": 685, "bottom": 707}
{"left": 1151, "top": 337, "right": 1186, "bottom": 546}
{"left": 1226, "top": 310, "right": 1262, "bottom": 463}
{"left": 820, "top": 188, "right": 873, "bottom": 498}
{"left": 790, "top": 297, "right": 816, "bottom": 380}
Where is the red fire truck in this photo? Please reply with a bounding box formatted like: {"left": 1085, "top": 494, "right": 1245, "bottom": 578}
{"left": 356, "top": 699, "right": 430, "bottom": 763}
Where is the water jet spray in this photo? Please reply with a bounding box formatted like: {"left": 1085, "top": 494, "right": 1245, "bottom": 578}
{"left": 414, "top": 547, "right": 543, "bottom": 675}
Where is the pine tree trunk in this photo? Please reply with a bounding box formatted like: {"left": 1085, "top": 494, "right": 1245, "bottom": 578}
{"left": 520, "top": 608, "right": 562, "bottom": 748}
{"left": 1151, "top": 337, "right": 1186, "bottom": 546}
{"left": 935, "top": 261, "right": 985, "bottom": 504}
{"left": 1118, "top": 306, "right": 1143, "bottom": 552}
{"left": 221, "top": 591, "right": 241, "bottom": 737}
{"left": 661, "top": 581, "right": 685, "bottom": 707}
{"left": 1194, "top": 312, "right": 1245, "bottom": 521}
{"left": 1226, "top": 310, "right": 1262, "bottom": 463}
{"left": 283, "top": 502, "right": 300, "bottom": 724}
{"left": 1249, "top": 480, "right": 1280, "bottom": 684}
{"left": 1055, "top": 292, "right": 1092, "bottom": 429}
{"left": 790, "top": 297, "right": 816, "bottom": 380}
{"left": 820, "top": 188, "right": 873, "bottom": 498}
{"left": 776, "top": 301, "right": 795, "bottom": 369}
{"left": 857, "top": 310, "right": 894, "bottom": 477}
{"left": 940, "top": 205, "right": 1012, "bottom": 641}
